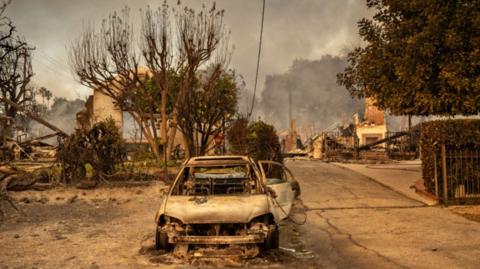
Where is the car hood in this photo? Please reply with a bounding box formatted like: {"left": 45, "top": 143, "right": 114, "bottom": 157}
{"left": 164, "top": 194, "right": 270, "bottom": 224}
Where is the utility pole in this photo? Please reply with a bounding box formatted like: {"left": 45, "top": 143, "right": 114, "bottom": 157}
{"left": 288, "top": 88, "right": 292, "bottom": 127}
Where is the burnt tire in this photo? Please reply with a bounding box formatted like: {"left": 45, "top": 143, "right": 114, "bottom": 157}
{"left": 155, "top": 226, "right": 172, "bottom": 251}
{"left": 264, "top": 224, "right": 279, "bottom": 249}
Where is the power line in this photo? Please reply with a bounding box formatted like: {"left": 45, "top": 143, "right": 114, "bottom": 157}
{"left": 33, "top": 50, "right": 77, "bottom": 82}
{"left": 33, "top": 56, "right": 81, "bottom": 95}
{"left": 33, "top": 49, "right": 81, "bottom": 86}
{"left": 248, "top": 0, "right": 266, "bottom": 118}
{"left": 35, "top": 51, "right": 73, "bottom": 78}
{"left": 38, "top": 50, "right": 70, "bottom": 70}
{"left": 34, "top": 58, "right": 76, "bottom": 82}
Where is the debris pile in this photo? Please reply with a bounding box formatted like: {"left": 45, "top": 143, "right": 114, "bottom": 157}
{"left": 0, "top": 163, "right": 56, "bottom": 216}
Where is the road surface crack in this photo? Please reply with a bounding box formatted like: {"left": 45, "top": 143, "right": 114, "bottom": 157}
{"left": 316, "top": 211, "right": 411, "bottom": 269}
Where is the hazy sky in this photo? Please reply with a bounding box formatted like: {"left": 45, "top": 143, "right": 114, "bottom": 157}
{"left": 5, "top": 0, "right": 370, "bottom": 100}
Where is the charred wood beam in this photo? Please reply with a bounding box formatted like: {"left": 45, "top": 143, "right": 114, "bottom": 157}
{"left": 0, "top": 98, "right": 68, "bottom": 137}
{"left": 357, "top": 131, "right": 410, "bottom": 151}
{"left": 19, "top": 132, "right": 60, "bottom": 145}
{"left": 357, "top": 124, "right": 421, "bottom": 151}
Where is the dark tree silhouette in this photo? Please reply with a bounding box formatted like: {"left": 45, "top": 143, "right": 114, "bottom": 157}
{"left": 338, "top": 0, "right": 480, "bottom": 116}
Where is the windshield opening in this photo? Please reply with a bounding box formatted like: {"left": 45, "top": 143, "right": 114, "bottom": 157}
{"left": 171, "top": 164, "right": 259, "bottom": 196}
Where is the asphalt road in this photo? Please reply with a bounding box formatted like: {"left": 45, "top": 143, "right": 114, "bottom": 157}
{"left": 286, "top": 160, "right": 480, "bottom": 269}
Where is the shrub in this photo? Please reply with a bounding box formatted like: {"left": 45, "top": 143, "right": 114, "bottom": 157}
{"left": 246, "top": 121, "right": 283, "bottom": 163}
{"left": 57, "top": 118, "right": 127, "bottom": 183}
{"left": 420, "top": 119, "right": 480, "bottom": 193}
{"left": 227, "top": 119, "right": 283, "bottom": 163}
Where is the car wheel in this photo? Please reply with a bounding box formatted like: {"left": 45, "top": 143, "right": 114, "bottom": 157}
{"left": 155, "top": 226, "right": 172, "bottom": 251}
{"left": 264, "top": 224, "right": 279, "bottom": 249}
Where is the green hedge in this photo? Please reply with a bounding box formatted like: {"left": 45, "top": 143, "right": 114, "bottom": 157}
{"left": 226, "top": 119, "right": 283, "bottom": 163}
{"left": 420, "top": 119, "right": 480, "bottom": 193}
{"left": 245, "top": 121, "right": 283, "bottom": 163}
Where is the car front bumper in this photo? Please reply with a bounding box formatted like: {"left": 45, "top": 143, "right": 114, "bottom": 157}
{"left": 168, "top": 234, "right": 265, "bottom": 245}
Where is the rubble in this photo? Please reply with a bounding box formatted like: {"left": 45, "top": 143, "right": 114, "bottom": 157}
{"left": 300, "top": 98, "right": 419, "bottom": 163}
{"left": 0, "top": 163, "right": 56, "bottom": 216}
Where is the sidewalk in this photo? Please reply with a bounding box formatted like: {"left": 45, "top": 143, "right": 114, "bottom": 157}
{"left": 334, "top": 160, "right": 437, "bottom": 205}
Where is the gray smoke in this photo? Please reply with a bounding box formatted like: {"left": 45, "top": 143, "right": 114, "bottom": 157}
{"left": 4, "top": 0, "right": 372, "bottom": 136}
{"left": 4, "top": 0, "right": 370, "bottom": 100}
{"left": 28, "top": 97, "right": 85, "bottom": 144}
{"left": 260, "top": 55, "right": 363, "bottom": 133}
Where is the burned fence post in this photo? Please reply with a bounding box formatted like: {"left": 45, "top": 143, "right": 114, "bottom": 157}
{"left": 441, "top": 143, "right": 448, "bottom": 205}
{"left": 434, "top": 144, "right": 439, "bottom": 200}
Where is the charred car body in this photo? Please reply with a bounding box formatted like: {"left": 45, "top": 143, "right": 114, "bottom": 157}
{"left": 154, "top": 156, "right": 298, "bottom": 255}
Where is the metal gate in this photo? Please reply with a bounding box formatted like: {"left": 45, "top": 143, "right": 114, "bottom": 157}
{"left": 434, "top": 144, "right": 480, "bottom": 204}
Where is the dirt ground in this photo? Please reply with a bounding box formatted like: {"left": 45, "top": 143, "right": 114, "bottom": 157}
{"left": 0, "top": 182, "right": 318, "bottom": 269}
{"left": 449, "top": 205, "right": 480, "bottom": 223}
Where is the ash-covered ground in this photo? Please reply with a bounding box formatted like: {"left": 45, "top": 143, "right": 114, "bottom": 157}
{"left": 0, "top": 182, "right": 318, "bottom": 269}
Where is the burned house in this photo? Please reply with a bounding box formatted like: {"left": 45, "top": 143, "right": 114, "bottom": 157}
{"left": 75, "top": 90, "right": 123, "bottom": 133}
{"left": 75, "top": 68, "right": 166, "bottom": 144}
{"left": 354, "top": 98, "right": 387, "bottom": 146}
{"left": 305, "top": 98, "right": 388, "bottom": 160}
{"left": 75, "top": 68, "right": 148, "bottom": 136}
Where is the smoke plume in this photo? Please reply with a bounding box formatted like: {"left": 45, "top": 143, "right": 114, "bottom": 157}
{"left": 28, "top": 98, "right": 85, "bottom": 144}
{"left": 260, "top": 55, "right": 363, "bottom": 133}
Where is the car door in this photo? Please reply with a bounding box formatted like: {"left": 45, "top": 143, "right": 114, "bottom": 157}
{"left": 258, "top": 160, "right": 295, "bottom": 220}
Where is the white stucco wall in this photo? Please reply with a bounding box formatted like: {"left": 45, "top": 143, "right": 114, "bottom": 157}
{"left": 356, "top": 124, "right": 387, "bottom": 146}
{"left": 92, "top": 90, "right": 123, "bottom": 135}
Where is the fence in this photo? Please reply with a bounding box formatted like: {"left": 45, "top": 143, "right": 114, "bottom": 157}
{"left": 434, "top": 144, "right": 480, "bottom": 204}
{"left": 323, "top": 131, "right": 357, "bottom": 160}
{"left": 386, "top": 130, "right": 419, "bottom": 160}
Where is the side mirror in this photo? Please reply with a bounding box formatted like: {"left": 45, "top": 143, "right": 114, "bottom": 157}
{"left": 266, "top": 186, "right": 277, "bottom": 198}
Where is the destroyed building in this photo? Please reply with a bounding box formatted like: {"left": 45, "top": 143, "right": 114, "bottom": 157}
{"left": 75, "top": 68, "right": 146, "bottom": 137}
{"left": 304, "top": 97, "right": 388, "bottom": 160}
{"left": 354, "top": 98, "right": 387, "bottom": 146}
{"left": 75, "top": 90, "right": 123, "bottom": 133}
{"left": 75, "top": 68, "right": 167, "bottom": 145}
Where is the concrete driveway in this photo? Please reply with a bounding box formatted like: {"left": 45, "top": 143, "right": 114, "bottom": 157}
{"left": 287, "top": 160, "right": 480, "bottom": 269}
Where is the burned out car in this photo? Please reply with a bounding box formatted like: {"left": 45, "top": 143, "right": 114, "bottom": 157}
{"left": 154, "top": 156, "right": 297, "bottom": 255}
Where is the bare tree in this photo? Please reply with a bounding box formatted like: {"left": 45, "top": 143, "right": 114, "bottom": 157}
{"left": 70, "top": 2, "right": 233, "bottom": 160}
{"left": 173, "top": 3, "right": 232, "bottom": 157}
{"left": 141, "top": 3, "right": 174, "bottom": 168}
{"left": 0, "top": 1, "right": 35, "bottom": 137}
{"left": 69, "top": 7, "right": 162, "bottom": 158}
{"left": 177, "top": 67, "right": 238, "bottom": 156}
{"left": 141, "top": 2, "right": 232, "bottom": 158}
{"left": 0, "top": 46, "right": 34, "bottom": 120}
{"left": 0, "top": 1, "right": 27, "bottom": 62}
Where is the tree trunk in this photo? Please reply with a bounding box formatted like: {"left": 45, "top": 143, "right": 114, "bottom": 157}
{"left": 408, "top": 114, "right": 412, "bottom": 131}
{"left": 199, "top": 131, "right": 210, "bottom": 156}
{"left": 182, "top": 131, "right": 190, "bottom": 159}
{"left": 2, "top": 97, "right": 67, "bottom": 136}
{"left": 167, "top": 122, "right": 177, "bottom": 159}
{"left": 160, "top": 89, "right": 168, "bottom": 180}
{"left": 131, "top": 112, "right": 161, "bottom": 160}
{"left": 183, "top": 130, "right": 197, "bottom": 158}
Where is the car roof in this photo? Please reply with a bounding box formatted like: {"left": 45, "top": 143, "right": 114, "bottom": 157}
{"left": 186, "top": 155, "right": 252, "bottom": 166}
